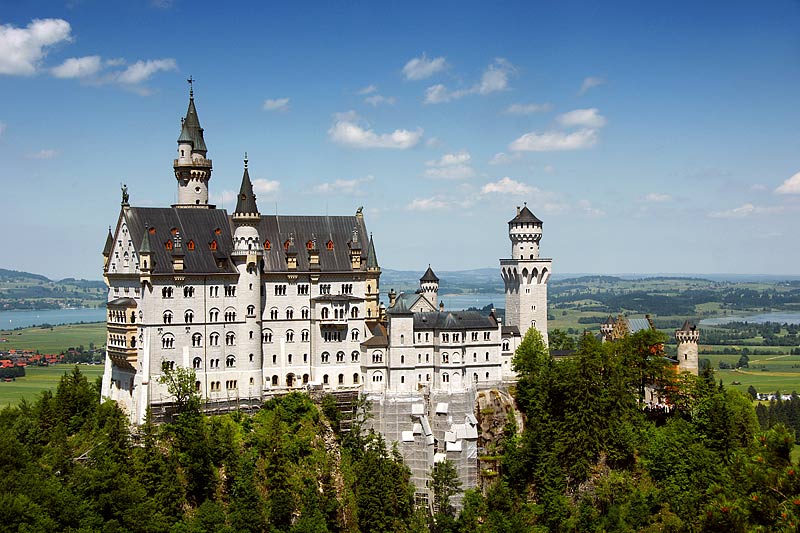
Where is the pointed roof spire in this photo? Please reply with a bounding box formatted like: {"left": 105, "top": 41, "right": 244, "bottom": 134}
{"left": 366, "top": 232, "right": 379, "bottom": 269}
{"left": 139, "top": 227, "right": 151, "bottom": 253}
{"left": 420, "top": 264, "right": 439, "bottom": 283}
{"left": 233, "top": 153, "right": 259, "bottom": 216}
{"left": 509, "top": 202, "right": 543, "bottom": 225}
{"left": 103, "top": 226, "right": 114, "bottom": 255}
{"left": 177, "top": 78, "right": 207, "bottom": 153}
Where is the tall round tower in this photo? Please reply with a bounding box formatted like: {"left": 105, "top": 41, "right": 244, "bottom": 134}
{"left": 500, "top": 204, "right": 552, "bottom": 345}
{"left": 419, "top": 265, "right": 439, "bottom": 307}
{"left": 231, "top": 155, "right": 263, "bottom": 398}
{"left": 173, "top": 80, "right": 213, "bottom": 208}
{"left": 675, "top": 321, "right": 700, "bottom": 375}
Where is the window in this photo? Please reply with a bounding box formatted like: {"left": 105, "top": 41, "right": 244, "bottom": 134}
{"left": 486, "top": 372, "right": 490, "bottom": 380}
{"left": 209, "top": 333, "right": 219, "bottom": 346}
{"left": 401, "top": 355, "right": 405, "bottom": 364}
{"left": 442, "top": 373, "right": 449, "bottom": 383}
{"left": 301, "top": 307, "right": 309, "bottom": 319}
{"left": 323, "top": 374, "right": 329, "bottom": 385}
{"left": 372, "top": 351, "right": 383, "bottom": 363}
{"left": 350, "top": 307, "right": 359, "bottom": 318}
{"left": 502, "top": 340, "right": 510, "bottom": 351}
{"left": 298, "top": 284, "right": 309, "bottom": 295}
{"left": 226, "top": 332, "right": 235, "bottom": 346}
{"left": 161, "top": 360, "right": 175, "bottom": 372}
{"left": 351, "top": 350, "right": 359, "bottom": 362}
{"left": 162, "top": 287, "right": 174, "bottom": 298}
{"left": 341, "top": 283, "right": 352, "bottom": 294}
{"left": 247, "top": 305, "right": 255, "bottom": 316}
{"left": 226, "top": 355, "right": 236, "bottom": 368}
{"left": 275, "top": 285, "right": 287, "bottom": 296}
{"left": 353, "top": 373, "right": 360, "bottom": 384}
{"left": 484, "top": 332, "right": 491, "bottom": 341}
{"left": 272, "top": 354, "right": 277, "bottom": 364}
{"left": 321, "top": 308, "right": 329, "bottom": 319}
{"left": 338, "top": 373, "right": 344, "bottom": 385}
{"left": 351, "top": 329, "right": 359, "bottom": 341}
{"left": 226, "top": 380, "right": 237, "bottom": 390}
{"left": 192, "top": 333, "right": 202, "bottom": 347}
{"left": 224, "top": 310, "right": 236, "bottom": 322}
{"left": 288, "top": 354, "right": 293, "bottom": 364}
{"left": 286, "top": 330, "right": 294, "bottom": 342}
{"left": 209, "top": 308, "right": 219, "bottom": 322}
{"left": 327, "top": 240, "right": 334, "bottom": 251}
{"left": 224, "top": 285, "right": 236, "bottom": 297}
{"left": 321, "top": 352, "right": 330, "bottom": 363}
{"left": 159, "top": 333, "right": 175, "bottom": 349}
{"left": 286, "top": 308, "right": 294, "bottom": 320}
{"left": 272, "top": 375, "right": 278, "bottom": 386}
{"left": 210, "top": 286, "right": 219, "bottom": 297}
{"left": 472, "top": 332, "right": 478, "bottom": 341}
{"left": 185, "top": 310, "right": 194, "bottom": 323}
{"left": 473, "top": 353, "right": 477, "bottom": 362}
{"left": 263, "top": 240, "right": 271, "bottom": 250}
{"left": 485, "top": 351, "right": 490, "bottom": 361}
{"left": 320, "top": 284, "right": 331, "bottom": 295}
{"left": 400, "top": 334, "right": 404, "bottom": 345}
{"left": 442, "top": 333, "right": 449, "bottom": 343}
{"left": 301, "top": 330, "right": 309, "bottom": 342}
{"left": 192, "top": 357, "right": 202, "bottom": 369}
{"left": 336, "top": 351, "right": 345, "bottom": 362}
{"left": 473, "top": 373, "right": 478, "bottom": 383}
{"left": 183, "top": 286, "right": 194, "bottom": 298}
{"left": 195, "top": 380, "right": 201, "bottom": 391}
{"left": 372, "top": 372, "right": 383, "bottom": 382}
{"left": 263, "top": 330, "right": 273, "bottom": 343}
{"left": 453, "top": 333, "right": 460, "bottom": 342}
{"left": 426, "top": 353, "right": 429, "bottom": 363}
{"left": 442, "top": 352, "right": 449, "bottom": 363}
{"left": 163, "top": 311, "right": 173, "bottom": 324}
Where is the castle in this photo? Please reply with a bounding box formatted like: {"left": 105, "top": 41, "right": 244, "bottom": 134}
{"left": 100, "top": 88, "right": 551, "bottom": 428}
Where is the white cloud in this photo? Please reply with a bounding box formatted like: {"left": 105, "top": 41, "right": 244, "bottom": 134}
{"left": 26, "top": 149, "right": 58, "bottom": 159}
{"left": 644, "top": 192, "right": 672, "bottom": 202}
{"left": 211, "top": 190, "right": 237, "bottom": 206}
{"left": 263, "top": 97, "right": 290, "bottom": 112}
{"left": 424, "top": 58, "right": 515, "bottom": 104}
{"left": 357, "top": 84, "right": 377, "bottom": 95}
{"left": 504, "top": 103, "right": 551, "bottom": 115}
{"left": 579, "top": 199, "right": 605, "bottom": 217}
{"left": 406, "top": 197, "right": 450, "bottom": 211}
{"left": 557, "top": 108, "right": 607, "bottom": 128}
{"left": 328, "top": 115, "right": 422, "bottom": 149}
{"left": 489, "top": 152, "right": 523, "bottom": 165}
{"left": 708, "top": 203, "right": 784, "bottom": 219}
{"left": 313, "top": 175, "right": 374, "bottom": 195}
{"left": 364, "top": 94, "right": 396, "bottom": 106}
{"left": 51, "top": 55, "right": 102, "bottom": 78}
{"left": 481, "top": 177, "right": 532, "bottom": 195}
{"left": 0, "top": 18, "right": 72, "bottom": 75}
{"left": 424, "top": 151, "right": 475, "bottom": 179}
{"left": 579, "top": 76, "right": 605, "bottom": 94}
{"left": 403, "top": 53, "right": 447, "bottom": 80}
{"left": 776, "top": 171, "right": 800, "bottom": 194}
{"left": 510, "top": 128, "right": 598, "bottom": 152}
{"left": 115, "top": 58, "right": 176, "bottom": 85}
{"left": 252, "top": 179, "right": 280, "bottom": 194}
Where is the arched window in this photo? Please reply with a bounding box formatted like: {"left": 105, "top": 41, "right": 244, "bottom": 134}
{"left": 321, "top": 308, "right": 329, "bottom": 319}
{"left": 209, "top": 240, "right": 217, "bottom": 251}
{"left": 336, "top": 351, "right": 345, "bottom": 362}
{"left": 226, "top": 355, "right": 236, "bottom": 368}
{"left": 187, "top": 240, "right": 195, "bottom": 251}
{"left": 286, "top": 330, "right": 294, "bottom": 342}
{"left": 263, "top": 240, "right": 271, "bottom": 250}
{"left": 327, "top": 240, "right": 334, "bottom": 251}
{"left": 192, "top": 333, "right": 202, "bottom": 347}
{"left": 301, "top": 307, "right": 309, "bottom": 319}
{"left": 165, "top": 240, "right": 173, "bottom": 251}
{"left": 183, "top": 286, "right": 194, "bottom": 298}
{"left": 401, "top": 355, "right": 405, "bottom": 364}
{"left": 400, "top": 334, "right": 404, "bottom": 345}
{"left": 372, "top": 351, "right": 383, "bottom": 363}
{"left": 473, "top": 373, "right": 479, "bottom": 382}
{"left": 263, "top": 330, "right": 273, "bottom": 343}
{"left": 184, "top": 310, "right": 194, "bottom": 323}
{"left": 351, "top": 350, "right": 359, "bottom": 362}
{"left": 353, "top": 373, "right": 360, "bottom": 384}
{"left": 247, "top": 305, "right": 255, "bottom": 316}
{"left": 163, "top": 311, "right": 173, "bottom": 324}
{"left": 442, "top": 352, "right": 449, "bottom": 363}
{"left": 288, "top": 353, "right": 293, "bottom": 364}
{"left": 301, "top": 329, "right": 309, "bottom": 342}
{"left": 286, "top": 308, "right": 294, "bottom": 320}
{"left": 442, "top": 373, "right": 449, "bottom": 383}
{"left": 351, "top": 329, "right": 359, "bottom": 341}
{"left": 209, "top": 333, "right": 219, "bottom": 346}
{"left": 321, "top": 352, "right": 330, "bottom": 363}
{"left": 193, "top": 357, "right": 202, "bottom": 369}
{"left": 502, "top": 340, "right": 510, "bottom": 351}
{"left": 323, "top": 374, "right": 329, "bottom": 385}
{"left": 272, "top": 375, "right": 278, "bottom": 386}
{"left": 351, "top": 307, "right": 359, "bottom": 318}
{"left": 209, "top": 308, "right": 219, "bottom": 322}
{"left": 270, "top": 308, "right": 279, "bottom": 320}
{"left": 226, "top": 332, "right": 235, "bottom": 346}
{"left": 338, "top": 373, "right": 344, "bottom": 385}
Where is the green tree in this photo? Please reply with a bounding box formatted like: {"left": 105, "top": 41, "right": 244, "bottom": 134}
{"left": 431, "top": 459, "right": 462, "bottom": 531}
{"left": 548, "top": 328, "right": 575, "bottom": 352}
{"left": 158, "top": 364, "right": 200, "bottom": 414}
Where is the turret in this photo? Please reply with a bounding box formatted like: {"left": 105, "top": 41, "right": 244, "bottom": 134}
{"left": 419, "top": 265, "right": 439, "bottom": 307}
{"left": 365, "top": 232, "right": 381, "bottom": 320}
{"left": 675, "top": 321, "right": 700, "bottom": 375}
{"left": 509, "top": 203, "right": 543, "bottom": 260}
{"left": 102, "top": 226, "right": 114, "bottom": 271}
{"left": 173, "top": 79, "right": 213, "bottom": 208}
{"left": 349, "top": 226, "right": 362, "bottom": 270}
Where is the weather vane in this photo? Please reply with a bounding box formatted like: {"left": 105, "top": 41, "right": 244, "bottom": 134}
{"left": 244, "top": 151, "right": 248, "bottom": 168}
{"left": 187, "top": 75, "right": 194, "bottom": 97}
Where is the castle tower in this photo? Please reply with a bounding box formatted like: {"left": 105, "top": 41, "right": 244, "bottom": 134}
{"left": 173, "top": 80, "right": 213, "bottom": 208}
{"left": 675, "top": 321, "right": 700, "bottom": 375}
{"left": 500, "top": 204, "right": 552, "bottom": 346}
{"left": 231, "top": 155, "right": 263, "bottom": 396}
{"left": 419, "top": 265, "right": 439, "bottom": 307}
{"left": 365, "top": 233, "right": 381, "bottom": 320}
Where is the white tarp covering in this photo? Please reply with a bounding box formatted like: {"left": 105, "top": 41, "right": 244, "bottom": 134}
{"left": 412, "top": 422, "right": 422, "bottom": 434}
{"left": 435, "top": 402, "right": 449, "bottom": 414}
{"left": 401, "top": 431, "right": 415, "bottom": 442}
{"left": 411, "top": 403, "right": 425, "bottom": 415}
{"left": 446, "top": 440, "right": 463, "bottom": 452}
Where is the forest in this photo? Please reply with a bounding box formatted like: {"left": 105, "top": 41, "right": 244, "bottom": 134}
{"left": 2, "top": 329, "right": 800, "bottom": 532}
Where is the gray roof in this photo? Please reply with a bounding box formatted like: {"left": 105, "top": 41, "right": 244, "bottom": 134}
{"left": 234, "top": 164, "right": 259, "bottom": 216}
{"left": 366, "top": 233, "right": 379, "bottom": 269}
{"left": 103, "top": 228, "right": 114, "bottom": 255}
{"left": 625, "top": 318, "right": 653, "bottom": 333}
{"left": 139, "top": 229, "right": 151, "bottom": 253}
{"left": 501, "top": 325, "right": 520, "bottom": 336}
{"left": 420, "top": 265, "right": 439, "bottom": 283}
{"left": 107, "top": 297, "right": 137, "bottom": 307}
{"left": 120, "top": 208, "right": 371, "bottom": 275}
{"left": 413, "top": 310, "right": 497, "bottom": 331}
{"left": 678, "top": 320, "right": 696, "bottom": 332}
{"left": 508, "top": 205, "right": 542, "bottom": 225}
{"left": 387, "top": 293, "right": 414, "bottom": 315}
{"left": 177, "top": 95, "right": 207, "bottom": 152}
{"left": 362, "top": 322, "right": 389, "bottom": 347}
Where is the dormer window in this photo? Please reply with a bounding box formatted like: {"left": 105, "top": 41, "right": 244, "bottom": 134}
{"left": 214, "top": 228, "right": 222, "bottom": 235}
{"left": 148, "top": 227, "right": 156, "bottom": 235}
{"left": 284, "top": 240, "right": 291, "bottom": 251}
{"left": 326, "top": 240, "right": 334, "bottom": 251}
{"left": 209, "top": 240, "right": 217, "bottom": 251}
{"left": 306, "top": 240, "right": 314, "bottom": 250}
{"left": 170, "top": 227, "right": 178, "bottom": 235}
{"left": 264, "top": 240, "right": 271, "bottom": 250}
{"left": 187, "top": 240, "right": 195, "bottom": 251}
{"left": 165, "top": 240, "right": 173, "bottom": 251}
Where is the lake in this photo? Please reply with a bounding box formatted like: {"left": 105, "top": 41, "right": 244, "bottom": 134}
{"left": 0, "top": 308, "right": 106, "bottom": 330}
{"left": 700, "top": 312, "right": 800, "bottom": 326}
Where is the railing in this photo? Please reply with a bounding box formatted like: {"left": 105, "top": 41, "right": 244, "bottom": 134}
{"left": 173, "top": 158, "right": 212, "bottom": 167}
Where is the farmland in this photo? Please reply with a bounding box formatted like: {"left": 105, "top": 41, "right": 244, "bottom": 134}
{"left": 0, "top": 364, "right": 104, "bottom": 407}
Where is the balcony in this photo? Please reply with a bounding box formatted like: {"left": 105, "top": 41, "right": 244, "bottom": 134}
{"left": 173, "top": 158, "right": 212, "bottom": 168}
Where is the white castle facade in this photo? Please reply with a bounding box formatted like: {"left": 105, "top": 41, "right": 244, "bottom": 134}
{"left": 100, "top": 90, "right": 552, "bottom": 427}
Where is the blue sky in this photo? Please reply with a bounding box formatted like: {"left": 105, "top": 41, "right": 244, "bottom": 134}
{"left": 1, "top": 0, "right": 799, "bottom": 280}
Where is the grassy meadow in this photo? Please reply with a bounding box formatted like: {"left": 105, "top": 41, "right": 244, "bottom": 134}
{"left": 0, "top": 364, "right": 104, "bottom": 407}
{"left": 0, "top": 322, "right": 106, "bottom": 353}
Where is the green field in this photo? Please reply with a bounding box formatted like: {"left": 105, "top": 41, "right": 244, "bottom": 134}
{"left": 0, "top": 364, "right": 104, "bottom": 407}
{"left": 706, "top": 353, "right": 800, "bottom": 396}
{"left": 0, "top": 322, "right": 106, "bottom": 353}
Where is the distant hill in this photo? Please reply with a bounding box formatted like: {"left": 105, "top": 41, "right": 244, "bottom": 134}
{"left": 0, "top": 269, "right": 105, "bottom": 310}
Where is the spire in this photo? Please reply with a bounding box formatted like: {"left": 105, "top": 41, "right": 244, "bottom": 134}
{"left": 103, "top": 226, "right": 114, "bottom": 255}
{"left": 366, "top": 233, "right": 379, "bottom": 270}
{"left": 420, "top": 264, "right": 439, "bottom": 283}
{"left": 139, "top": 228, "right": 151, "bottom": 253}
{"left": 177, "top": 79, "right": 207, "bottom": 153}
{"left": 233, "top": 153, "right": 259, "bottom": 216}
